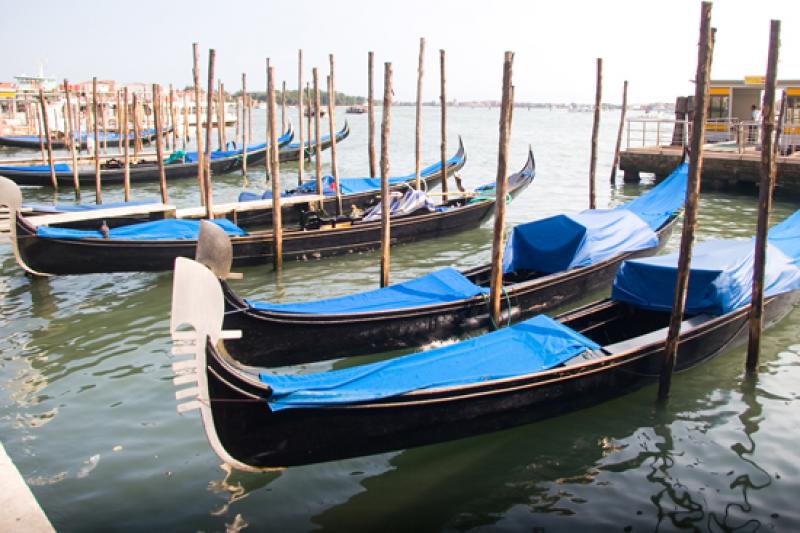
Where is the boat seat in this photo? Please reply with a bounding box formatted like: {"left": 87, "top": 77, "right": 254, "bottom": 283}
{"left": 602, "top": 314, "right": 713, "bottom": 355}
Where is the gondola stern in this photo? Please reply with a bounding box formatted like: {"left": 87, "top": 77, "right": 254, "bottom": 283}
{"left": 170, "top": 257, "right": 263, "bottom": 472}
{"left": 0, "top": 175, "right": 51, "bottom": 277}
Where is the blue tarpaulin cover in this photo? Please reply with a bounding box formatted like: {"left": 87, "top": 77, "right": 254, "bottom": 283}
{"left": 238, "top": 153, "right": 464, "bottom": 201}
{"left": 611, "top": 210, "right": 800, "bottom": 315}
{"left": 36, "top": 218, "right": 246, "bottom": 240}
{"left": 0, "top": 163, "right": 71, "bottom": 173}
{"left": 617, "top": 162, "right": 688, "bottom": 230}
{"left": 247, "top": 267, "right": 487, "bottom": 314}
{"left": 502, "top": 162, "right": 687, "bottom": 274}
{"left": 259, "top": 314, "right": 601, "bottom": 410}
{"left": 23, "top": 199, "right": 159, "bottom": 213}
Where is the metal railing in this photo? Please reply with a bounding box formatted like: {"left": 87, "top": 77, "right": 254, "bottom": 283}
{"left": 626, "top": 117, "right": 800, "bottom": 155}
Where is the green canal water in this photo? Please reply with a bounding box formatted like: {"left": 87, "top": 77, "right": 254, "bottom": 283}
{"left": 1, "top": 107, "right": 798, "bottom": 532}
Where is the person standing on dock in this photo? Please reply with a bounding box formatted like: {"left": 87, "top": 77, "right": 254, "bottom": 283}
{"left": 750, "top": 104, "right": 760, "bottom": 144}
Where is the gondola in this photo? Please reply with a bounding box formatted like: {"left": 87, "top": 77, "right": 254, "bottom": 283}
{"left": 0, "top": 150, "right": 534, "bottom": 276}
{"left": 278, "top": 122, "right": 349, "bottom": 162}
{"left": 169, "top": 211, "right": 800, "bottom": 470}
{"left": 0, "top": 127, "right": 169, "bottom": 150}
{"left": 234, "top": 137, "right": 466, "bottom": 227}
{"left": 217, "top": 161, "right": 688, "bottom": 366}
{"left": 0, "top": 127, "right": 293, "bottom": 187}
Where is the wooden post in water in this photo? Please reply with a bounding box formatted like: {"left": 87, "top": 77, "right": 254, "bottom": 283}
{"left": 489, "top": 52, "right": 515, "bottom": 326}
{"left": 297, "top": 49, "right": 304, "bottom": 186}
{"left": 610, "top": 80, "right": 628, "bottom": 183}
{"left": 368, "top": 51, "right": 376, "bottom": 178}
{"left": 152, "top": 84, "right": 168, "bottom": 204}
{"left": 267, "top": 66, "right": 283, "bottom": 271}
{"left": 774, "top": 90, "right": 787, "bottom": 154}
{"left": 281, "top": 80, "right": 287, "bottom": 133}
{"left": 169, "top": 84, "right": 177, "bottom": 151}
{"left": 247, "top": 94, "right": 253, "bottom": 145}
{"left": 193, "top": 43, "right": 207, "bottom": 204}
{"left": 204, "top": 49, "right": 216, "bottom": 217}
{"left": 328, "top": 54, "right": 341, "bottom": 215}
{"left": 218, "top": 81, "right": 227, "bottom": 149}
{"left": 133, "top": 94, "right": 142, "bottom": 160}
{"left": 122, "top": 87, "right": 131, "bottom": 201}
{"left": 439, "top": 49, "right": 448, "bottom": 202}
{"left": 115, "top": 90, "right": 122, "bottom": 152}
{"left": 64, "top": 80, "right": 80, "bottom": 197}
{"left": 38, "top": 88, "right": 58, "bottom": 191}
{"left": 658, "top": 1, "right": 714, "bottom": 402}
{"left": 100, "top": 95, "right": 108, "bottom": 154}
{"left": 589, "top": 58, "right": 602, "bottom": 209}
{"left": 414, "top": 38, "right": 425, "bottom": 190}
{"left": 92, "top": 77, "right": 102, "bottom": 203}
{"left": 313, "top": 68, "right": 323, "bottom": 198}
{"left": 182, "top": 91, "right": 189, "bottom": 150}
{"left": 241, "top": 73, "right": 248, "bottom": 177}
{"left": 380, "top": 62, "right": 393, "bottom": 288}
{"left": 306, "top": 82, "right": 312, "bottom": 165}
{"left": 216, "top": 80, "right": 224, "bottom": 150}
{"left": 746, "top": 20, "right": 781, "bottom": 371}
{"left": 34, "top": 102, "right": 45, "bottom": 163}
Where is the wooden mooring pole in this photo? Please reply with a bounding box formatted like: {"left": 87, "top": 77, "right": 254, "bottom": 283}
{"left": 92, "top": 77, "right": 102, "bottom": 203}
{"left": 368, "top": 51, "right": 376, "bottom": 178}
{"left": 589, "top": 58, "right": 602, "bottom": 209}
{"left": 298, "top": 49, "right": 305, "bottom": 186}
{"left": 204, "top": 49, "right": 216, "bottom": 217}
{"left": 746, "top": 19, "right": 781, "bottom": 372}
{"left": 306, "top": 82, "right": 312, "bottom": 165}
{"left": 281, "top": 80, "right": 287, "bottom": 133}
{"left": 152, "top": 84, "right": 168, "bottom": 204}
{"left": 241, "top": 72, "right": 248, "bottom": 178}
{"left": 34, "top": 100, "right": 45, "bottom": 163}
{"left": 170, "top": 84, "right": 177, "bottom": 151}
{"left": 123, "top": 87, "right": 131, "bottom": 201}
{"left": 64, "top": 79, "right": 80, "bottom": 197}
{"left": 327, "top": 54, "right": 341, "bottom": 215}
{"left": 380, "top": 62, "right": 393, "bottom": 288}
{"left": 38, "top": 88, "right": 58, "bottom": 191}
{"left": 267, "top": 66, "right": 283, "bottom": 271}
{"left": 216, "top": 79, "right": 224, "bottom": 151}
{"left": 658, "top": 1, "right": 714, "bottom": 402}
{"left": 489, "top": 52, "right": 515, "bottom": 327}
{"left": 439, "top": 49, "right": 448, "bottom": 202}
{"left": 182, "top": 92, "right": 189, "bottom": 150}
{"left": 192, "top": 43, "right": 207, "bottom": 204}
{"left": 115, "top": 90, "right": 122, "bottom": 152}
{"left": 132, "top": 93, "right": 142, "bottom": 160}
{"left": 415, "top": 38, "right": 425, "bottom": 190}
{"left": 610, "top": 80, "right": 628, "bottom": 184}
{"left": 313, "top": 68, "right": 323, "bottom": 198}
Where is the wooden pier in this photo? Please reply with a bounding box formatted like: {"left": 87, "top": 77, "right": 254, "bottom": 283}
{"left": 620, "top": 145, "right": 800, "bottom": 194}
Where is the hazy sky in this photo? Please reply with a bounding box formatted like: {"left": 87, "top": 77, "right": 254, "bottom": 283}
{"left": 2, "top": 0, "right": 797, "bottom": 104}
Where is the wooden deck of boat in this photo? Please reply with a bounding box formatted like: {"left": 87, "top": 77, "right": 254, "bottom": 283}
{"left": 0, "top": 194, "right": 322, "bottom": 236}
{"left": 619, "top": 145, "right": 800, "bottom": 193}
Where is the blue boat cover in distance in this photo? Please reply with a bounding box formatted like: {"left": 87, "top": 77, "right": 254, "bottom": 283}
{"left": 502, "top": 162, "right": 687, "bottom": 275}
{"left": 36, "top": 218, "right": 246, "bottom": 240}
{"left": 183, "top": 130, "right": 290, "bottom": 163}
{"left": 611, "top": 210, "right": 800, "bottom": 315}
{"left": 238, "top": 152, "right": 464, "bottom": 201}
{"left": 260, "top": 314, "right": 601, "bottom": 410}
{"left": 284, "top": 131, "right": 334, "bottom": 150}
{"left": 0, "top": 163, "right": 71, "bottom": 172}
{"left": 503, "top": 209, "right": 658, "bottom": 274}
{"left": 23, "top": 199, "right": 160, "bottom": 213}
{"left": 247, "top": 267, "right": 487, "bottom": 314}
{"left": 616, "top": 162, "right": 688, "bottom": 230}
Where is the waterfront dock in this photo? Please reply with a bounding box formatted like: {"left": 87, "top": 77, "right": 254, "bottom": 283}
{"left": 0, "top": 442, "right": 54, "bottom": 532}
{"left": 620, "top": 144, "right": 800, "bottom": 193}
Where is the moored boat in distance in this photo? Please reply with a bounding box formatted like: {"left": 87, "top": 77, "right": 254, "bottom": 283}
{"left": 0, "top": 150, "right": 534, "bottom": 275}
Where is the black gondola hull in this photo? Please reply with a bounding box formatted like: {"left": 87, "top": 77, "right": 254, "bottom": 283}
{"left": 204, "top": 290, "right": 800, "bottom": 468}
{"left": 221, "top": 216, "right": 676, "bottom": 366}
{"left": 14, "top": 199, "right": 497, "bottom": 275}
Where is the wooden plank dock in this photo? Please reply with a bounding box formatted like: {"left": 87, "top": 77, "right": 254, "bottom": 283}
{"left": 619, "top": 145, "right": 800, "bottom": 194}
